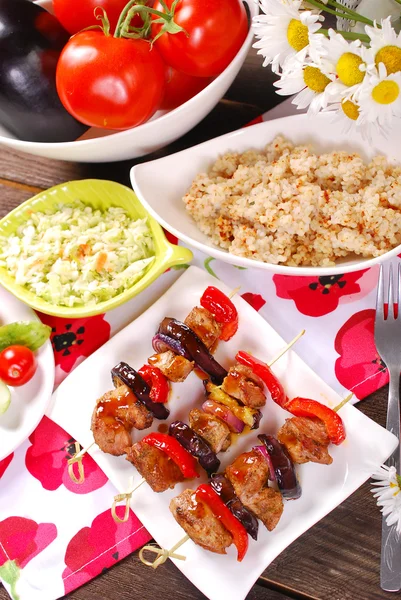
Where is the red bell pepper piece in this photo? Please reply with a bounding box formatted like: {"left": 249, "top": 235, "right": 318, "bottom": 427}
{"left": 200, "top": 286, "right": 239, "bottom": 341}
{"left": 236, "top": 350, "right": 288, "bottom": 408}
{"left": 141, "top": 432, "right": 199, "bottom": 479}
{"left": 285, "top": 397, "right": 346, "bottom": 445}
{"left": 195, "top": 483, "right": 249, "bottom": 562}
{"left": 138, "top": 364, "right": 170, "bottom": 404}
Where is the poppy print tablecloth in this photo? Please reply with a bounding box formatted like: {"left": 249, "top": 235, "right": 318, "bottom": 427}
{"left": 0, "top": 102, "right": 392, "bottom": 600}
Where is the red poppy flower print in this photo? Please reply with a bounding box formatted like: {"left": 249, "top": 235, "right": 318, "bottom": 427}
{"left": 62, "top": 507, "right": 150, "bottom": 594}
{"left": 244, "top": 115, "right": 263, "bottom": 128}
{"left": 335, "top": 309, "right": 388, "bottom": 399}
{"left": 241, "top": 292, "right": 266, "bottom": 311}
{"left": 163, "top": 229, "right": 178, "bottom": 246}
{"left": 26, "top": 416, "right": 107, "bottom": 494}
{"left": 37, "top": 312, "right": 110, "bottom": 373}
{"left": 273, "top": 269, "right": 374, "bottom": 317}
{"left": 0, "top": 517, "right": 57, "bottom": 569}
{"left": 0, "top": 453, "right": 13, "bottom": 479}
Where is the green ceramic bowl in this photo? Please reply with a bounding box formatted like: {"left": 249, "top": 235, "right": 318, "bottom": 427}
{"left": 0, "top": 179, "right": 193, "bottom": 317}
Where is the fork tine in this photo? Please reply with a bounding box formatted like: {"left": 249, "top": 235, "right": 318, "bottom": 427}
{"left": 398, "top": 263, "right": 401, "bottom": 319}
{"left": 376, "top": 263, "right": 385, "bottom": 320}
{"left": 388, "top": 264, "right": 394, "bottom": 319}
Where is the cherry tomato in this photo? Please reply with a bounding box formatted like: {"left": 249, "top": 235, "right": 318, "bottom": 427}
{"left": 161, "top": 67, "right": 212, "bottom": 110}
{"left": 56, "top": 31, "right": 166, "bottom": 130}
{"left": 151, "top": 0, "right": 248, "bottom": 78}
{"left": 52, "top": 0, "right": 147, "bottom": 35}
{"left": 0, "top": 345, "right": 37, "bottom": 387}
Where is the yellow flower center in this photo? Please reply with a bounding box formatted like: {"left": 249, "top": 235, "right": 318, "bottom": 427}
{"left": 336, "top": 53, "right": 365, "bottom": 86}
{"left": 287, "top": 19, "right": 309, "bottom": 52}
{"left": 375, "top": 46, "right": 401, "bottom": 75}
{"left": 303, "top": 66, "right": 331, "bottom": 93}
{"left": 372, "top": 79, "right": 400, "bottom": 104}
{"left": 341, "top": 99, "right": 360, "bottom": 120}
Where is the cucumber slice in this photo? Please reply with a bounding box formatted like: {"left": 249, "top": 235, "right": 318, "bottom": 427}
{"left": 0, "top": 380, "right": 11, "bottom": 415}
{"left": 0, "top": 321, "right": 51, "bottom": 352}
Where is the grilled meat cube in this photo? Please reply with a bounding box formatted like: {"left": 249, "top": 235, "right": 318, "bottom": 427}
{"left": 126, "top": 441, "right": 184, "bottom": 492}
{"left": 170, "top": 489, "right": 233, "bottom": 554}
{"left": 226, "top": 450, "right": 269, "bottom": 497}
{"left": 242, "top": 488, "right": 283, "bottom": 532}
{"left": 189, "top": 408, "right": 231, "bottom": 453}
{"left": 221, "top": 364, "right": 266, "bottom": 408}
{"left": 91, "top": 385, "right": 152, "bottom": 456}
{"left": 278, "top": 417, "right": 333, "bottom": 465}
{"left": 148, "top": 350, "right": 194, "bottom": 382}
{"left": 226, "top": 449, "right": 283, "bottom": 531}
{"left": 184, "top": 306, "right": 221, "bottom": 349}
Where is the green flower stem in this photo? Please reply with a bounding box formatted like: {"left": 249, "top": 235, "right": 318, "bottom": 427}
{"left": 320, "top": 27, "right": 371, "bottom": 43}
{"left": 114, "top": 0, "right": 168, "bottom": 38}
{"left": 326, "top": 0, "right": 374, "bottom": 24}
{"left": 307, "top": 0, "right": 375, "bottom": 27}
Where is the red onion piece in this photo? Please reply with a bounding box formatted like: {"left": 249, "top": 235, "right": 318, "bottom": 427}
{"left": 253, "top": 445, "right": 276, "bottom": 481}
{"left": 152, "top": 334, "right": 192, "bottom": 360}
{"left": 202, "top": 399, "right": 245, "bottom": 433}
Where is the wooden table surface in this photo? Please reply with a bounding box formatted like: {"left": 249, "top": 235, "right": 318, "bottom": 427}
{"left": 0, "top": 46, "right": 393, "bottom": 600}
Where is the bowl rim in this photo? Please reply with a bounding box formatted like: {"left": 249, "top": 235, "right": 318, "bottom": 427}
{"left": 0, "top": 178, "right": 193, "bottom": 317}
{"left": 130, "top": 112, "right": 401, "bottom": 276}
{"left": 0, "top": 0, "right": 257, "bottom": 150}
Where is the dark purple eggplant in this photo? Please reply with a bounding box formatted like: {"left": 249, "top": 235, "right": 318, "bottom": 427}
{"left": 258, "top": 434, "right": 301, "bottom": 500}
{"left": 111, "top": 361, "right": 170, "bottom": 421}
{"left": 0, "top": 0, "right": 88, "bottom": 142}
{"left": 210, "top": 474, "right": 259, "bottom": 541}
{"left": 169, "top": 420, "right": 220, "bottom": 475}
{"left": 158, "top": 317, "right": 227, "bottom": 384}
{"left": 152, "top": 333, "right": 192, "bottom": 360}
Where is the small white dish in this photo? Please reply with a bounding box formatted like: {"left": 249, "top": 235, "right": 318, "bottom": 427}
{"left": 49, "top": 266, "right": 397, "bottom": 600}
{"left": 0, "top": 286, "right": 55, "bottom": 460}
{"left": 130, "top": 113, "right": 401, "bottom": 276}
{"left": 0, "top": 0, "right": 257, "bottom": 163}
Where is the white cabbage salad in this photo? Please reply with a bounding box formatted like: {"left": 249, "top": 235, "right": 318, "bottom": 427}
{"left": 0, "top": 203, "right": 155, "bottom": 307}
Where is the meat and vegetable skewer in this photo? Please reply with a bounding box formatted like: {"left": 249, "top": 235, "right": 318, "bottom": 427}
{"left": 139, "top": 391, "right": 351, "bottom": 568}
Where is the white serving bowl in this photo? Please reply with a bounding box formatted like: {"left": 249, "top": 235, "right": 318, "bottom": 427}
{"left": 130, "top": 112, "right": 401, "bottom": 276}
{"left": 0, "top": 0, "right": 257, "bottom": 163}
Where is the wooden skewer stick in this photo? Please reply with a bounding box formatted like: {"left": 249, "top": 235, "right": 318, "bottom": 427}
{"left": 67, "top": 441, "right": 96, "bottom": 484}
{"left": 267, "top": 330, "right": 306, "bottom": 367}
{"left": 228, "top": 285, "right": 241, "bottom": 299}
{"left": 333, "top": 392, "right": 354, "bottom": 412}
{"left": 111, "top": 477, "right": 146, "bottom": 523}
{"left": 139, "top": 535, "right": 190, "bottom": 569}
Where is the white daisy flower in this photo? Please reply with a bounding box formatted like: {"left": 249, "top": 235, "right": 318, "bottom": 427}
{"left": 311, "top": 29, "right": 372, "bottom": 101}
{"left": 354, "top": 62, "right": 401, "bottom": 128}
{"left": 273, "top": 46, "right": 334, "bottom": 114}
{"left": 323, "top": 98, "right": 380, "bottom": 141}
{"left": 371, "top": 464, "right": 401, "bottom": 533}
{"left": 364, "top": 16, "right": 401, "bottom": 76}
{"left": 252, "top": 0, "right": 323, "bottom": 74}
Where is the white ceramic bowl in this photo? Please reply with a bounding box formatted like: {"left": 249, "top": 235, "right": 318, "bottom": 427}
{"left": 130, "top": 112, "right": 401, "bottom": 276}
{"left": 0, "top": 0, "right": 257, "bottom": 163}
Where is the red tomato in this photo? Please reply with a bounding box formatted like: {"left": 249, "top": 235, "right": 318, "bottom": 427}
{"left": 56, "top": 31, "right": 166, "bottom": 130}
{"left": 0, "top": 345, "right": 37, "bottom": 387}
{"left": 53, "top": 0, "right": 145, "bottom": 35}
{"left": 161, "top": 67, "right": 212, "bottom": 110}
{"left": 151, "top": 0, "right": 248, "bottom": 77}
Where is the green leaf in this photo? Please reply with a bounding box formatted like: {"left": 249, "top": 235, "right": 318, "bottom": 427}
{"left": 233, "top": 265, "right": 247, "bottom": 271}
{"left": 0, "top": 560, "right": 21, "bottom": 600}
{"left": 396, "top": 474, "right": 401, "bottom": 489}
{"left": 204, "top": 257, "right": 218, "bottom": 279}
{"left": 171, "top": 264, "right": 190, "bottom": 270}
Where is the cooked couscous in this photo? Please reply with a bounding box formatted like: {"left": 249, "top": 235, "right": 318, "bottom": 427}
{"left": 183, "top": 136, "right": 401, "bottom": 266}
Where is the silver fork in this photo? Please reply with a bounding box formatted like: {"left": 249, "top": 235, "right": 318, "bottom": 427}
{"left": 375, "top": 263, "right": 401, "bottom": 592}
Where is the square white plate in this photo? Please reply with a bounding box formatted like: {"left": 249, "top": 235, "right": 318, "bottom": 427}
{"left": 49, "top": 266, "right": 398, "bottom": 600}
